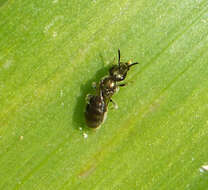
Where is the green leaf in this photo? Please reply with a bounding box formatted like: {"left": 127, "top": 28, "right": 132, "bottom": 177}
{"left": 0, "top": 0, "right": 208, "bottom": 189}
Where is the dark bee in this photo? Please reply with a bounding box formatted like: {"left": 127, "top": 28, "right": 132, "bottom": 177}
{"left": 85, "top": 49, "right": 139, "bottom": 128}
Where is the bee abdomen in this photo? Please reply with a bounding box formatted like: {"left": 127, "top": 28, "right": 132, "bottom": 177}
{"left": 85, "top": 96, "right": 106, "bottom": 128}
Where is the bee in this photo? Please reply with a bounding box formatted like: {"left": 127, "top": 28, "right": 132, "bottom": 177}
{"left": 85, "top": 49, "right": 139, "bottom": 128}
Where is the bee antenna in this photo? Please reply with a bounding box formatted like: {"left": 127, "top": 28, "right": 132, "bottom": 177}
{"left": 118, "top": 49, "right": 121, "bottom": 67}
{"left": 128, "top": 62, "right": 139, "bottom": 68}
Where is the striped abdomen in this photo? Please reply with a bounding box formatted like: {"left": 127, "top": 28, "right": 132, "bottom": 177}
{"left": 85, "top": 95, "right": 107, "bottom": 128}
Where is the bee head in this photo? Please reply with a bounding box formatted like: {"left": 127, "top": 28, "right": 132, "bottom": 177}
{"left": 109, "top": 49, "right": 138, "bottom": 81}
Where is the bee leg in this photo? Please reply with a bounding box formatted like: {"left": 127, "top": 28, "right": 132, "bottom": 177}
{"left": 85, "top": 94, "right": 93, "bottom": 103}
{"left": 110, "top": 99, "right": 118, "bottom": 109}
{"left": 119, "top": 81, "right": 134, "bottom": 86}
{"left": 118, "top": 83, "right": 127, "bottom": 87}
{"left": 115, "top": 83, "right": 126, "bottom": 93}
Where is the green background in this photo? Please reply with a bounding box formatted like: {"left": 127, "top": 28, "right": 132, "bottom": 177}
{"left": 0, "top": 0, "right": 208, "bottom": 189}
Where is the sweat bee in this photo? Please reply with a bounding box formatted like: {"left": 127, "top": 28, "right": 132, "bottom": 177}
{"left": 85, "top": 49, "right": 139, "bottom": 128}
